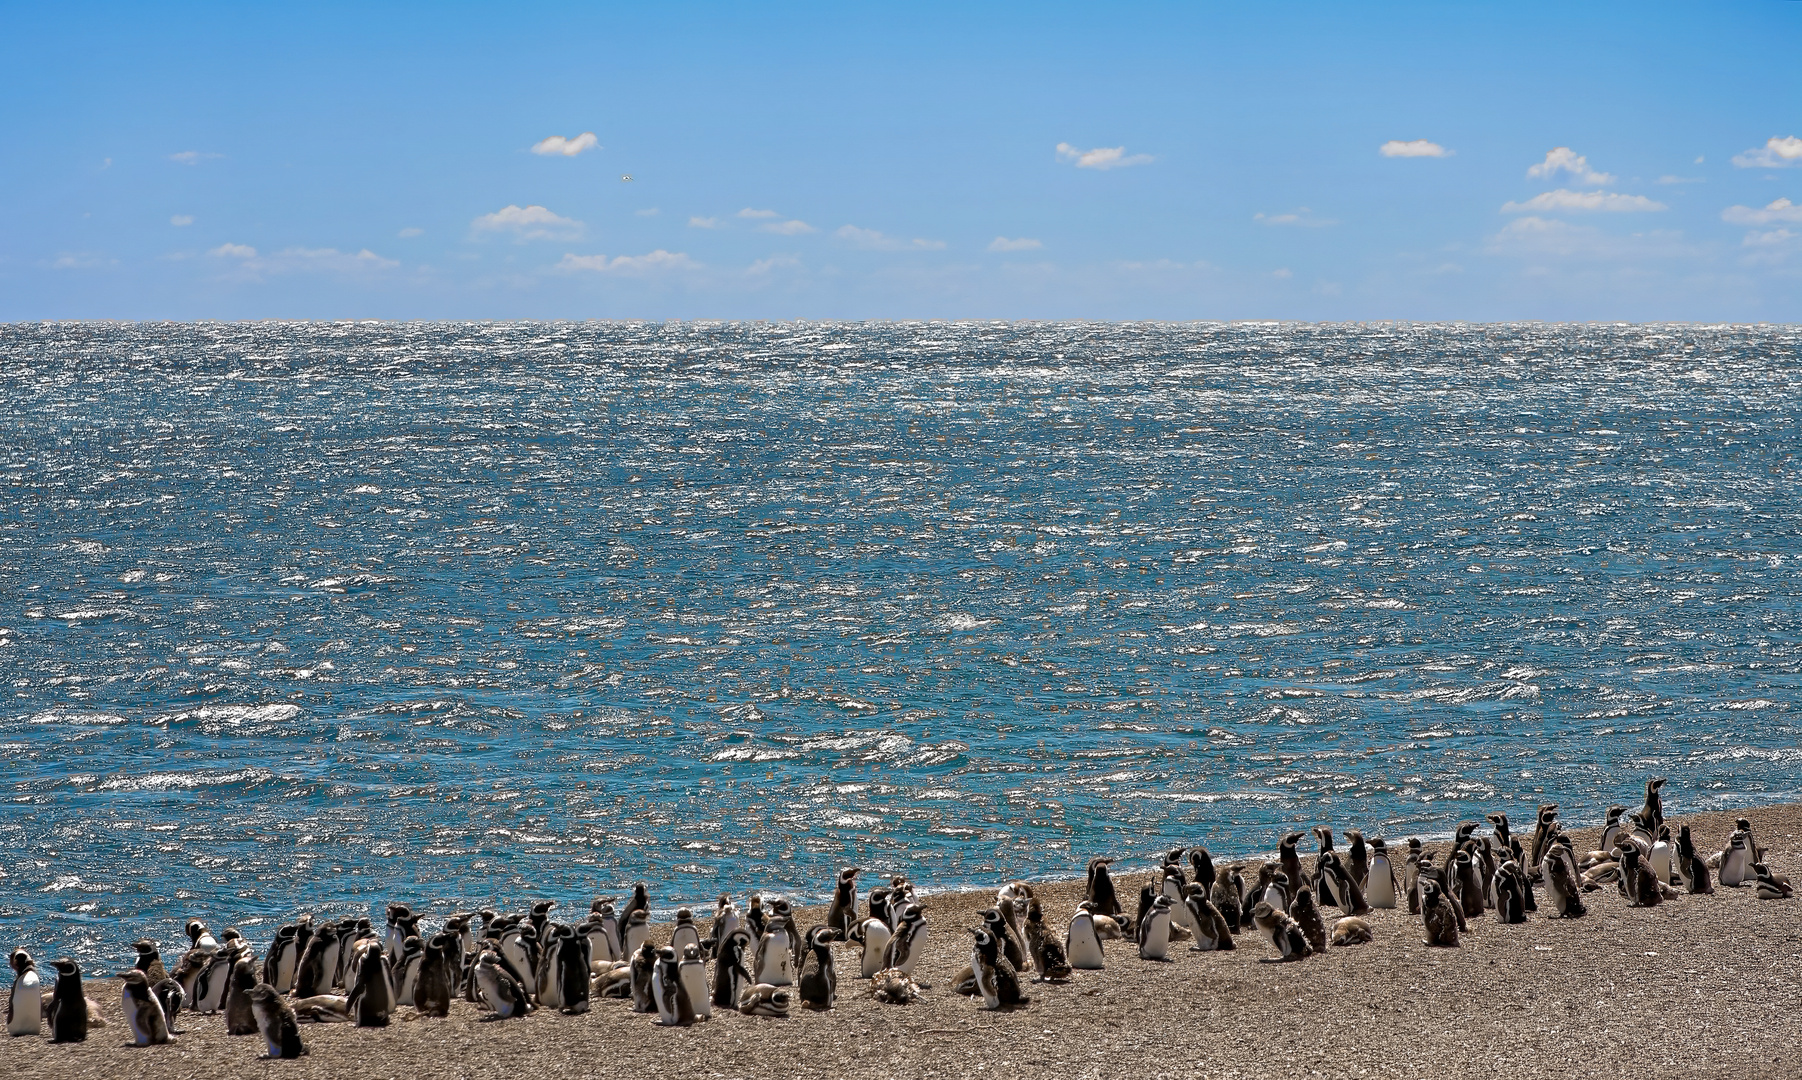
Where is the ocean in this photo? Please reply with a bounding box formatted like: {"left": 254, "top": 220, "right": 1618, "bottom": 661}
{"left": 2, "top": 320, "right": 1797, "bottom": 964}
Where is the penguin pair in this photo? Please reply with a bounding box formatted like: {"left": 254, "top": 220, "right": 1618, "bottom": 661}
{"left": 119, "top": 970, "right": 174, "bottom": 1046}
{"left": 1249, "top": 902, "right": 1310, "bottom": 961}
{"left": 651, "top": 945, "right": 707, "bottom": 1026}
{"left": 881, "top": 904, "right": 928, "bottom": 975}
{"left": 473, "top": 951, "right": 532, "bottom": 1019}
{"left": 967, "top": 926, "right": 1029, "bottom": 1010}
{"left": 796, "top": 926, "right": 841, "bottom": 1010}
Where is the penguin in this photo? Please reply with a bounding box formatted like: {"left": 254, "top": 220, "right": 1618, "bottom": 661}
{"left": 47, "top": 958, "right": 87, "bottom": 1043}
{"left": 1278, "top": 833, "right": 1307, "bottom": 905}
{"left": 620, "top": 881, "right": 650, "bottom": 932}
{"left": 1135, "top": 884, "right": 1156, "bottom": 939}
{"left": 1159, "top": 863, "right": 1194, "bottom": 935}
{"left": 1754, "top": 863, "right": 1794, "bottom": 901}
{"left": 262, "top": 927, "right": 296, "bottom": 993}
{"left": 534, "top": 925, "right": 568, "bottom": 1009}
{"left": 619, "top": 908, "right": 650, "bottom": 960}
{"left": 881, "top": 904, "right": 928, "bottom": 975}
{"left": 1420, "top": 880, "right": 1461, "bottom": 947}
{"left": 593, "top": 962, "right": 633, "bottom": 999}
{"left": 754, "top": 927, "right": 794, "bottom": 987}
{"left": 186, "top": 919, "right": 221, "bottom": 955}
{"left": 413, "top": 933, "right": 456, "bottom": 1018}
{"left": 248, "top": 984, "right": 307, "bottom": 1059}
{"left": 1366, "top": 839, "right": 1398, "bottom": 909}
{"left": 980, "top": 908, "right": 1029, "bottom": 975}
{"left": 705, "top": 895, "right": 739, "bottom": 960}
{"left": 293, "top": 928, "right": 332, "bottom": 998}
{"left": 1344, "top": 830, "right": 1370, "bottom": 889}
{"left": 1452, "top": 850, "right": 1486, "bottom": 918}
{"left": 348, "top": 944, "right": 395, "bottom": 1027}
{"left": 1188, "top": 847, "right": 1218, "bottom": 893}
{"left": 188, "top": 947, "right": 232, "bottom": 1014}
{"left": 1528, "top": 804, "right": 1559, "bottom": 880}
{"left": 1638, "top": 777, "right": 1667, "bottom": 838}
{"left": 968, "top": 926, "right": 1029, "bottom": 1010}
{"left": 651, "top": 946, "right": 694, "bottom": 1027}
{"left": 1494, "top": 860, "right": 1528, "bottom": 924}
{"left": 825, "top": 867, "right": 861, "bottom": 938}
{"left": 119, "top": 969, "right": 173, "bottom": 1046}
{"left": 736, "top": 983, "right": 791, "bottom": 1018}
{"left": 1618, "top": 842, "right": 1665, "bottom": 908}
{"left": 797, "top": 926, "right": 840, "bottom": 1010}
{"left": 1086, "top": 856, "right": 1123, "bottom": 918}
{"left": 711, "top": 928, "right": 754, "bottom": 1013}
{"left": 769, "top": 898, "right": 803, "bottom": 969}
{"left": 589, "top": 903, "right": 622, "bottom": 963}
{"left": 497, "top": 923, "right": 538, "bottom": 996}
{"left": 1650, "top": 825, "right": 1675, "bottom": 885}
{"left": 384, "top": 903, "right": 416, "bottom": 959}
{"left": 995, "top": 894, "right": 1032, "bottom": 963}
{"left": 1330, "top": 917, "right": 1373, "bottom": 946}
{"left": 1675, "top": 824, "right": 1714, "bottom": 895}
{"left": 394, "top": 935, "right": 423, "bottom": 1008}
{"left": 1136, "top": 893, "right": 1173, "bottom": 961}
{"left": 1065, "top": 903, "right": 1106, "bottom": 971}
{"left": 1738, "top": 817, "right": 1769, "bottom": 864}
{"left": 1023, "top": 898, "right": 1075, "bottom": 979}
{"left": 580, "top": 913, "right": 618, "bottom": 967}
{"left": 676, "top": 944, "right": 708, "bottom": 1021}
{"left": 7, "top": 950, "right": 42, "bottom": 1037}
{"left": 628, "top": 940, "right": 659, "bottom": 1013}
{"left": 528, "top": 900, "right": 556, "bottom": 940}
{"left": 1599, "top": 806, "right": 1626, "bottom": 857}
{"left": 745, "top": 894, "right": 768, "bottom": 941}
{"left": 859, "top": 905, "right": 894, "bottom": 978}
{"left": 1719, "top": 830, "right": 1753, "bottom": 887}
{"left": 225, "top": 958, "right": 260, "bottom": 1035}
{"left": 1262, "top": 869, "right": 1291, "bottom": 915}
{"left": 1211, "top": 871, "right": 1243, "bottom": 933}
{"left": 670, "top": 908, "right": 702, "bottom": 957}
{"left": 869, "top": 968, "right": 921, "bottom": 1005}
{"left": 558, "top": 928, "right": 592, "bottom": 1015}
{"left": 473, "top": 951, "right": 530, "bottom": 1019}
{"left": 1403, "top": 843, "right": 1424, "bottom": 914}
{"left": 132, "top": 940, "right": 170, "bottom": 984}
{"left": 1182, "top": 884, "right": 1235, "bottom": 952}
{"left": 1290, "top": 888, "right": 1327, "bottom": 955}
{"left": 1316, "top": 851, "right": 1371, "bottom": 915}
{"left": 1249, "top": 902, "right": 1310, "bottom": 961}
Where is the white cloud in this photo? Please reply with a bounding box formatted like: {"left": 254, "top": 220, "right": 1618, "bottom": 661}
{"left": 168, "top": 151, "right": 222, "bottom": 165}
{"left": 274, "top": 247, "right": 399, "bottom": 272}
{"left": 1272, "top": 268, "right": 1293, "bottom": 279}
{"left": 1379, "top": 139, "right": 1449, "bottom": 158}
{"left": 1486, "top": 216, "right": 1696, "bottom": 261}
{"left": 556, "top": 250, "right": 700, "bottom": 275}
{"left": 1722, "top": 197, "right": 1802, "bottom": 225}
{"left": 835, "top": 224, "right": 945, "bottom": 251}
{"left": 747, "top": 254, "right": 801, "bottom": 276}
{"left": 1656, "top": 175, "right": 1703, "bottom": 185}
{"left": 988, "top": 236, "right": 1042, "bottom": 252}
{"left": 471, "top": 204, "right": 583, "bottom": 240}
{"left": 1526, "top": 147, "right": 1615, "bottom": 186}
{"left": 738, "top": 208, "right": 781, "bottom": 219}
{"left": 635, "top": 208, "right": 660, "bottom": 217}
{"left": 398, "top": 227, "right": 424, "bottom": 238}
{"left": 760, "top": 219, "right": 815, "bottom": 235}
{"left": 1741, "top": 228, "right": 1800, "bottom": 264}
{"left": 51, "top": 253, "right": 116, "bottom": 270}
{"left": 1055, "top": 142, "right": 1154, "bottom": 170}
{"left": 1500, "top": 189, "right": 1666, "bottom": 213}
{"left": 170, "top": 215, "right": 194, "bottom": 227}
{"left": 531, "top": 132, "right": 600, "bottom": 157}
{"left": 1732, "top": 136, "right": 1802, "bottom": 169}
{"left": 1255, "top": 207, "right": 1336, "bottom": 227}
{"left": 210, "top": 243, "right": 258, "bottom": 259}
{"left": 689, "top": 216, "right": 721, "bottom": 228}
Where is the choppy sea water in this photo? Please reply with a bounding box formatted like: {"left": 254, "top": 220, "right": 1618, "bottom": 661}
{"left": 2, "top": 321, "right": 1798, "bottom": 964}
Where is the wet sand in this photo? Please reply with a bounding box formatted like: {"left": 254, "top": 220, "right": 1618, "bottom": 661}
{"left": 4, "top": 804, "right": 1799, "bottom": 1079}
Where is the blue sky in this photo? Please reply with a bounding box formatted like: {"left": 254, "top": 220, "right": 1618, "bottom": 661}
{"left": 4, "top": 1, "right": 1801, "bottom": 320}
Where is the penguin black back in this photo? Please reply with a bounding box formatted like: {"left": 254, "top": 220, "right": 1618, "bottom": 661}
{"left": 48, "top": 958, "right": 87, "bottom": 1043}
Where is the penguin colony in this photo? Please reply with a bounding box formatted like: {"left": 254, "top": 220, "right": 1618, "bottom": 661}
{"left": 4, "top": 780, "right": 1791, "bottom": 1056}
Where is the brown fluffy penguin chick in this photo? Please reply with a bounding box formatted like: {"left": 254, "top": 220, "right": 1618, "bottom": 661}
{"left": 1420, "top": 881, "right": 1461, "bottom": 947}
{"left": 1022, "top": 899, "right": 1073, "bottom": 981}
{"left": 1330, "top": 917, "right": 1373, "bottom": 946}
{"left": 869, "top": 968, "right": 920, "bottom": 1005}
{"left": 1289, "top": 888, "right": 1328, "bottom": 954}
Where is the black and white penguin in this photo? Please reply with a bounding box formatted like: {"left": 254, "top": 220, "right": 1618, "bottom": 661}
{"left": 705, "top": 895, "right": 739, "bottom": 960}
{"left": 1290, "top": 888, "right": 1327, "bottom": 955}
{"left": 1136, "top": 893, "right": 1173, "bottom": 961}
{"left": 1366, "top": 839, "right": 1397, "bottom": 909}
{"left": 1528, "top": 804, "right": 1559, "bottom": 880}
{"left": 1754, "top": 863, "right": 1794, "bottom": 901}
{"left": 384, "top": 903, "right": 416, "bottom": 959}
{"left": 1637, "top": 777, "right": 1667, "bottom": 839}
{"left": 587, "top": 903, "right": 622, "bottom": 963}
{"left": 979, "top": 908, "right": 1029, "bottom": 975}
{"left": 534, "top": 925, "right": 569, "bottom": 1009}
{"left": 620, "top": 908, "right": 650, "bottom": 958}
{"left": 754, "top": 925, "right": 795, "bottom": 987}
{"left": 628, "top": 940, "right": 658, "bottom": 1013}
{"left": 1249, "top": 902, "right": 1310, "bottom": 961}
{"left": 262, "top": 926, "right": 297, "bottom": 994}
{"left": 7, "top": 950, "right": 42, "bottom": 1036}
{"left": 413, "top": 933, "right": 456, "bottom": 1018}
{"left": 1182, "top": 884, "right": 1235, "bottom": 952}
{"left": 1065, "top": 902, "right": 1106, "bottom": 970}
{"left": 1344, "top": 830, "right": 1370, "bottom": 889}
{"left": 744, "top": 895, "right": 768, "bottom": 941}
{"left": 651, "top": 946, "right": 694, "bottom": 1027}
{"left": 1315, "top": 850, "right": 1371, "bottom": 915}
{"left": 1189, "top": 846, "right": 1218, "bottom": 893}
{"left": 1023, "top": 898, "right": 1075, "bottom": 979}
{"left": 47, "top": 958, "right": 87, "bottom": 1043}
{"left": 1598, "top": 805, "right": 1626, "bottom": 858}
{"left": 558, "top": 928, "right": 592, "bottom": 1015}
{"left": 1420, "top": 881, "right": 1461, "bottom": 947}
{"left": 1261, "top": 869, "right": 1291, "bottom": 915}
{"left": 393, "top": 935, "right": 423, "bottom": 1008}
{"left": 1451, "top": 850, "right": 1486, "bottom": 918}
{"left": 1159, "top": 863, "right": 1193, "bottom": 935}
{"left": 669, "top": 908, "right": 702, "bottom": 957}
{"left": 1278, "top": 834, "right": 1307, "bottom": 905}
{"left": 711, "top": 928, "right": 754, "bottom": 1013}
{"left": 187, "top": 947, "right": 232, "bottom": 1014}
{"left": 1543, "top": 837, "right": 1588, "bottom": 918}
{"left": 1086, "top": 856, "right": 1123, "bottom": 918}
{"left": 858, "top": 898, "right": 894, "bottom": 979}
{"left": 968, "top": 926, "right": 1029, "bottom": 1011}
{"left": 473, "top": 951, "right": 530, "bottom": 1019}
{"left": 676, "top": 944, "right": 708, "bottom": 1021}
{"left": 881, "top": 904, "right": 928, "bottom": 975}
{"left": 737, "top": 983, "right": 791, "bottom": 1017}
{"left": 292, "top": 927, "right": 333, "bottom": 998}
{"left": 1494, "top": 861, "right": 1528, "bottom": 924}
{"left": 797, "top": 926, "right": 840, "bottom": 1010}
{"left": 1618, "top": 844, "right": 1670, "bottom": 908}
{"left": 620, "top": 882, "right": 651, "bottom": 934}
{"left": 347, "top": 944, "right": 395, "bottom": 1027}
{"left": 248, "top": 985, "right": 307, "bottom": 1059}
{"left": 1210, "top": 870, "right": 1243, "bottom": 933}
{"left": 1719, "top": 829, "right": 1754, "bottom": 888}
{"left": 1649, "top": 826, "right": 1676, "bottom": 885}
{"left": 1675, "top": 825, "right": 1714, "bottom": 895}
{"left": 185, "top": 920, "right": 220, "bottom": 955}
{"left": 825, "top": 867, "right": 861, "bottom": 938}
{"left": 224, "top": 958, "right": 259, "bottom": 1035}
{"left": 119, "top": 969, "right": 173, "bottom": 1046}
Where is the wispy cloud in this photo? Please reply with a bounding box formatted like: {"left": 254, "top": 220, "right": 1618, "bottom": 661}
{"left": 1656, "top": 175, "right": 1703, "bottom": 185}
{"left": 1379, "top": 139, "right": 1449, "bottom": 158}
{"left": 987, "top": 236, "right": 1042, "bottom": 252}
{"left": 1722, "top": 198, "right": 1802, "bottom": 225}
{"left": 398, "top": 227, "right": 424, "bottom": 238}
{"left": 210, "top": 243, "right": 258, "bottom": 259}
{"left": 634, "top": 208, "right": 660, "bottom": 217}
{"left": 170, "top": 215, "right": 194, "bottom": 227}
{"left": 1526, "top": 147, "right": 1615, "bottom": 186}
{"left": 760, "top": 219, "right": 815, "bottom": 235}
{"left": 738, "top": 208, "right": 781, "bottom": 219}
{"left": 1055, "top": 142, "right": 1153, "bottom": 170}
{"left": 1732, "top": 135, "right": 1802, "bottom": 169}
{"left": 51, "top": 252, "right": 117, "bottom": 270}
{"left": 168, "top": 151, "right": 223, "bottom": 166}
{"left": 556, "top": 250, "right": 700, "bottom": 275}
{"left": 689, "top": 216, "right": 721, "bottom": 229}
{"left": 531, "top": 132, "right": 600, "bottom": 157}
{"left": 1255, "top": 207, "right": 1336, "bottom": 227}
{"left": 471, "top": 204, "right": 584, "bottom": 241}
{"left": 1500, "top": 189, "right": 1665, "bottom": 213}
{"left": 836, "top": 225, "right": 945, "bottom": 251}
{"left": 1741, "top": 228, "right": 1799, "bottom": 265}
{"left": 1486, "top": 216, "right": 1695, "bottom": 260}
{"left": 208, "top": 244, "right": 398, "bottom": 275}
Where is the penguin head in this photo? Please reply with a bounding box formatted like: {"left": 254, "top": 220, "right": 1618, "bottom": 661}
{"left": 839, "top": 867, "right": 860, "bottom": 884}
{"left": 386, "top": 902, "right": 411, "bottom": 922}
{"left": 119, "top": 969, "right": 149, "bottom": 989}
{"left": 248, "top": 985, "right": 280, "bottom": 1005}
{"left": 185, "top": 920, "right": 206, "bottom": 943}
{"left": 9, "top": 950, "right": 31, "bottom": 974}
{"left": 532, "top": 900, "right": 556, "bottom": 917}
{"left": 50, "top": 957, "right": 79, "bottom": 978}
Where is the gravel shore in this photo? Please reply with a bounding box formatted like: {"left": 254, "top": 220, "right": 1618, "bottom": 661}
{"left": 4, "top": 803, "right": 1798, "bottom": 1080}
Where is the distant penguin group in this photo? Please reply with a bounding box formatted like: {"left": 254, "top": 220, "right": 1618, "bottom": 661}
{"left": 4, "top": 778, "right": 1792, "bottom": 1055}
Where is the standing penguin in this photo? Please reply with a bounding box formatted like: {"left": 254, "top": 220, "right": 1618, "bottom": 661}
{"left": 1637, "top": 777, "right": 1667, "bottom": 839}
{"left": 262, "top": 925, "right": 298, "bottom": 993}
{"left": 1420, "top": 881, "right": 1461, "bottom": 947}
{"left": 1159, "top": 864, "right": 1194, "bottom": 935}
{"left": 1086, "top": 857, "right": 1123, "bottom": 918}
{"left": 620, "top": 909, "right": 650, "bottom": 958}
{"left": 413, "top": 933, "right": 455, "bottom": 1018}
{"left": 348, "top": 945, "right": 395, "bottom": 1028}
{"left": 1182, "top": 884, "right": 1235, "bottom": 952}
{"left": 1211, "top": 871, "right": 1243, "bottom": 933}
{"left": 651, "top": 947, "right": 695, "bottom": 1027}
{"left": 185, "top": 920, "right": 221, "bottom": 955}
{"left": 1023, "top": 898, "right": 1075, "bottom": 979}
{"left": 1494, "top": 861, "right": 1528, "bottom": 924}
{"left": 797, "top": 926, "right": 840, "bottom": 1010}
{"left": 627, "top": 941, "right": 658, "bottom": 1014}
{"left": 7, "top": 950, "right": 42, "bottom": 1037}
{"left": 224, "top": 958, "right": 259, "bottom": 1035}
{"left": 1544, "top": 837, "right": 1588, "bottom": 918}
{"left": 1528, "top": 804, "right": 1559, "bottom": 880}
{"left": 882, "top": 904, "right": 929, "bottom": 975}
{"left": 676, "top": 944, "right": 709, "bottom": 1021}
{"left": 967, "top": 927, "right": 1029, "bottom": 1011}
{"left": 1249, "top": 903, "right": 1310, "bottom": 961}
{"left": 1719, "top": 830, "right": 1754, "bottom": 887}
{"left": 1136, "top": 894, "right": 1173, "bottom": 961}
{"left": 1289, "top": 889, "right": 1328, "bottom": 955}
{"left": 1366, "top": 839, "right": 1398, "bottom": 909}
{"left": 858, "top": 902, "right": 894, "bottom": 979}
{"left": 473, "top": 952, "right": 530, "bottom": 1019}
{"left": 1344, "top": 830, "right": 1370, "bottom": 889}
{"left": 393, "top": 936, "right": 424, "bottom": 1008}
{"left": 705, "top": 896, "right": 739, "bottom": 961}
{"left": 1675, "top": 825, "right": 1714, "bottom": 895}
{"left": 754, "top": 925, "right": 794, "bottom": 987}
{"left": 1278, "top": 833, "right": 1307, "bottom": 902}
{"left": 383, "top": 903, "right": 417, "bottom": 959}
{"left": 825, "top": 867, "right": 861, "bottom": 939}
{"left": 711, "top": 928, "right": 754, "bottom": 1013}
{"left": 292, "top": 929, "right": 332, "bottom": 999}
{"left": 1599, "top": 806, "right": 1627, "bottom": 857}
{"left": 248, "top": 985, "right": 307, "bottom": 1059}
{"left": 119, "top": 970, "right": 173, "bottom": 1046}
{"left": 669, "top": 909, "right": 702, "bottom": 957}
{"left": 620, "top": 882, "right": 651, "bottom": 931}
{"left": 47, "top": 958, "right": 87, "bottom": 1043}
{"left": 1065, "top": 903, "right": 1106, "bottom": 971}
